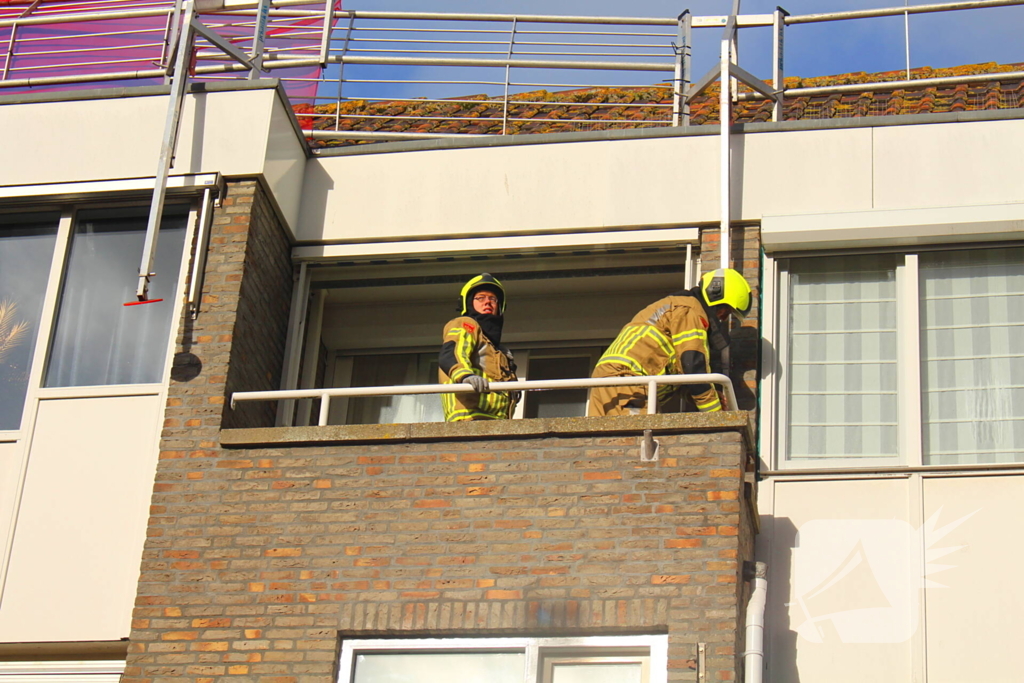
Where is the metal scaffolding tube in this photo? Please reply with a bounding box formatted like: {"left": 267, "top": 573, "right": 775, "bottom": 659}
{"left": 0, "top": 8, "right": 169, "bottom": 29}
{"left": 136, "top": 0, "right": 195, "bottom": 301}
{"left": 309, "top": 129, "right": 487, "bottom": 140}
{"left": 719, "top": 11, "right": 735, "bottom": 271}
{"left": 0, "top": 65, "right": 166, "bottom": 88}
{"left": 320, "top": 53, "right": 674, "bottom": 72}
{"left": 734, "top": 68, "right": 1024, "bottom": 100}
{"left": 787, "top": 0, "right": 1024, "bottom": 24}
{"left": 328, "top": 11, "right": 680, "bottom": 26}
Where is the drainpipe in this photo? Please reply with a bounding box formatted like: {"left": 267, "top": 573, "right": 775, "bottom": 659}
{"left": 744, "top": 561, "right": 768, "bottom": 683}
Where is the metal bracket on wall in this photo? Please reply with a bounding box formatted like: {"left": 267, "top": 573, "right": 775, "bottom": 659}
{"left": 186, "top": 174, "right": 225, "bottom": 319}
{"left": 640, "top": 429, "right": 660, "bottom": 462}
{"left": 698, "top": 642, "right": 706, "bottom": 682}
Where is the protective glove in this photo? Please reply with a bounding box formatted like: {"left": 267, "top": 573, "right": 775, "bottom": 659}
{"left": 463, "top": 374, "right": 489, "bottom": 393}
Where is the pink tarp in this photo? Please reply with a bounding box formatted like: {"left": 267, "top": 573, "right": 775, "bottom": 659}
{"left": 0, "top": 0, "right": 340, "bottom": 102}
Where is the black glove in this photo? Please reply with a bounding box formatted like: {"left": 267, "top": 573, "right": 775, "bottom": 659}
{"left": 463, "top": 375, "right": 489, "bottom": 392}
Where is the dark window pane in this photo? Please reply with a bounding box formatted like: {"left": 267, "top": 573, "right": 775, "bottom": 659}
{"left": 45, "top": 205, "right": 188, "bottom": 387}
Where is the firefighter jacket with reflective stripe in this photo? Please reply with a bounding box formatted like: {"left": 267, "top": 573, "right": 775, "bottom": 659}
{"left": 438, "top": 316, "right": 519, "bottom": 421}
{"left": 593, "top": 295, "right": 721, "bottom": 412}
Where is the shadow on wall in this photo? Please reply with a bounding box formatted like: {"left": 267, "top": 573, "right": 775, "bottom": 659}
{"left": 763, "top": 515, "right": 802, "bottom": 683}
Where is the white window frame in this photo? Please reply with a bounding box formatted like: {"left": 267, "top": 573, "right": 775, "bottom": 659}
{"left": 337, "top": 635, "right": 668, "bottom": 683}
{"left": 765, "top": 242, "right": 1024, "bottom": 471}
{"left": 0, "top": 191, "right": 200, "bottom": 602}
{"left": 0, "top": 660, "right": 125, "bottom": 683}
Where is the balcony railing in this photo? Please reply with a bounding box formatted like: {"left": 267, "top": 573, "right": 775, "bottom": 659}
{"left": 2, "top": 0, "right": 1023, "bottom": 138}
{"left": 231, "top": 373, "right": 739, "bottom": 427}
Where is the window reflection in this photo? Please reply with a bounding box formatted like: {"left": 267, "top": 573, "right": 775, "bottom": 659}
{"left": 0, "top": 212, "right": 60, "bottom": 429}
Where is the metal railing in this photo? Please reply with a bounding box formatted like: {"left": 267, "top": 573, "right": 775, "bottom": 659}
{"left": 2, "top": 1, "right": 1023, "bottom": 136}
{"left": 230, "top": 373, "right": 739, "bottom": 427}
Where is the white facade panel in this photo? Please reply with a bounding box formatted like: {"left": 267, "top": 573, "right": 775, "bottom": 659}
{"left": 0, "top": 88, "right": 300, "bottom": 230}
{"left": 263, "top": 94, "right": 308, "bottom": 231}
{"left": 174, "top": 89, "right": 275, "bottom": 176}
{"left": 0, "top": 441, "right": 22, "bottom": 580}
{"left": 873, "top": 119, "right": 1024, "bottom": 210}
{"left": 0, "top": 97, "right": 165, "bottom": 187}
{"left": 764, "top": 478, "right": 916, "bottom": 683}
{"left": 0, "top": 394, "right": 162, "bottom": 642}
{"left": 297, "top": 137, "right": 721, "bottom": 243}
{"left": 738, "top": 127, "right": 875, "bottom": 219}
{"left": 922, "top": 474, "right": 1024, "bottom": 683}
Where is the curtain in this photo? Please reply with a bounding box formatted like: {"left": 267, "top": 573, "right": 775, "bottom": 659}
{"left": 920, "top": 248, "right": 1024, "bottom": 464}
{"left": 45, "top": 205, "right": 187, "bottom": 387}
{"left": 787, "top": 255, "right": 899, "bottom": 460}
{"left": 346, "top": 353, "right": 445, "bottom": 425}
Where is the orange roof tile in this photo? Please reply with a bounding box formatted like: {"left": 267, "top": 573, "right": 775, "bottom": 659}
{"left": 298, "top": 62, "right": 1024, "bottom": 147}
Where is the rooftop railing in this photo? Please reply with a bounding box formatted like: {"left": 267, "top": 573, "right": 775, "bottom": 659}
{"left": 230, "top": 373, "right": 739, "bottom": 427}
{"left": 1, "top": 0, "right": 1023, "bottom": 138}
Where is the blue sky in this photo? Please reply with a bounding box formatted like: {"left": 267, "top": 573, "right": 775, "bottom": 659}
{"left": 325, "top": 1, "right": 1024, "bottom": 102}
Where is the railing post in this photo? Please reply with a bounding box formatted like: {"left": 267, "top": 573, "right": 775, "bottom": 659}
{"left": 501, "top": 16, "right": 518, "bottom": 135}
{"left": 672, "top": 10, "right": 691, "bottom": 127}
{"left": 772, "top": 7, "right": 788, "bottom": 122}
{"left": 647, "top": 379, "right": 659, "bottom": 415}
{"left": 319, "top": 394, "right": 331, "bottom": 426}
{"left": 334, "top": 13, "right": 354, "bottom": 131}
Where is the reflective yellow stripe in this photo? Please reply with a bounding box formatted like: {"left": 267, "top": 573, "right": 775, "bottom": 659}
{"left": 596, "top": 355, "right": 645, "bottom": 375}
{"left": 672, "top": 328, "right": 706, "bottom": 345}
{"left": 597, "top": 324, "right": 673, "bottom": 374}
{"left": 605, "top": 324, "right": 645, "bottom": 358}
{"left": 641, "top": 327, "right": 674, "bottom": 358}
{"left": 695, "top": 395, "right": 721, "bottom": 412}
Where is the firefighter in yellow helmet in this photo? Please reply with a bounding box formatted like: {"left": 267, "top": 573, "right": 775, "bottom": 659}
{"left": 587, "top": 268, "right": 752, "bottom": 417}
{"left": 438, "top": 274, "right": 519, "bottom": 421}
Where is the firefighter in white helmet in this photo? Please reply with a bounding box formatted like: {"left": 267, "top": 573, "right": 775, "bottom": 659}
{"left": 438, "top": 273, "right": 519, "bottom": 421}
{"left": 587, "top": 268, "right": 752, "bottom": 417}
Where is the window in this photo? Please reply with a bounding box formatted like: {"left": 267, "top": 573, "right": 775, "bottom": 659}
{"left": 776, "top": 246, "right": 1024, "bottom": 467}
{"left": 344, "top": 352, "right": 443, "bottom": 424}
{"left": 0, "top": 212, "right": 60, "bottom": 430}
{"left": 919, "top": 248, "right": 1024, "bottom": 465}
{"left": 0, "top": 199, "right": 193, "bottom": 432}
{"left": 45, "top": 205, "right": 188, "bottom": 387}
{"left": 522, "top": 348, "right": 603, "bottom": 419}
{"left": 338, "top": 636, "right": 666, "bottom": 683}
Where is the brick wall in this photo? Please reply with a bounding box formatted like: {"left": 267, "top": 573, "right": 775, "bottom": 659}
{"left": 165, "top": 178, "right": 293, "bottom": 438}
{"left": 699, "top": 225, "right": 761, "bottom": 411}
{"left": 126, "top": 417, "right": 756, "bottom": 683}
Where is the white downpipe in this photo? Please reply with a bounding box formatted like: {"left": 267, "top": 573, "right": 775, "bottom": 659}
{"left": 744, "top": 562, "right": 768, "bottom": 683}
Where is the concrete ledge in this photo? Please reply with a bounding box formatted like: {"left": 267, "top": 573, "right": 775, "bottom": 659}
{"left": 221, "top": 411, "right": 755, "bottom": 449}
